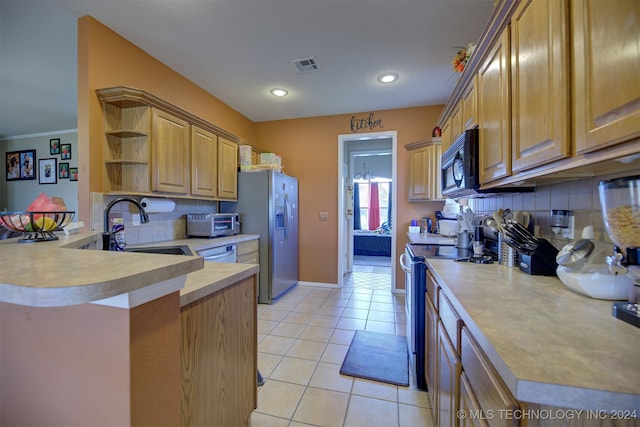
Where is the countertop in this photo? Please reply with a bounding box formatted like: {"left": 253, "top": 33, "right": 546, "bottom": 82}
{"left": 407, "top": 232, "right": 456, "bottom": 246}
{"left": 0, "top": 232, "right": 261, "bottom": 308}
{"left": 426, "top": 258, "right": 640, "bottom": 412}
{"left": 126, "top": 235, "right": 261, "bottom": 306}
{"left": 128, "top": 234, "right": 260, "bottom": 254}
{"left": 0, "top": 232, "right": 204, "bottom": 307}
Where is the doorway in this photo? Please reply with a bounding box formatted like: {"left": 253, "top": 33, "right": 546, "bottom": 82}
{"left": 337, "top": 130, "right": 397, "bottom": 291}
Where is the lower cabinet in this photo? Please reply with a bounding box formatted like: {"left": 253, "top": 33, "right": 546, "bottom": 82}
{"left": 180, "top": 276, "right": 257, "bottom": 427}
{"left": 460, "top": 326, "right": 519, "bottom": 427}
{"left": 437, "top": 321, "right": 462, "bottom": 427}
{"left": 237, "top": 239, "right": 259, "bottom": 264}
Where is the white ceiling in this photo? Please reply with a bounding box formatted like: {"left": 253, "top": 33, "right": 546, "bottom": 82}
{"left": 0, "top": 0, "right": 494, "bottom": 139}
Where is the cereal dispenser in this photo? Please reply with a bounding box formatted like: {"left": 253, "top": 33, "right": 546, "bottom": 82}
{"left": 599, "top": 175, "right": 640, "bottom": 327}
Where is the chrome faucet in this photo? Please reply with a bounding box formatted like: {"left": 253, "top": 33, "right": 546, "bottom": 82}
{"left": 102, "top": 197, "right": 149, "bottom": 251}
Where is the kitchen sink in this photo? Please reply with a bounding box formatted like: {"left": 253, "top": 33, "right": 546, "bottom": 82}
{"left": 125, "top": 245, "right": 193, "bottom": 256}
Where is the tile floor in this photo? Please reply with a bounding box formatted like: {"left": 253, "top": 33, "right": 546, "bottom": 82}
{"left": 250, "top": 264, "right": 435, "bottom": 427}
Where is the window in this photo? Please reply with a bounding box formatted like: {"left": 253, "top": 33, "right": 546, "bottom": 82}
{"left": 355, "top": 179, "right": 390, "bottom": 230}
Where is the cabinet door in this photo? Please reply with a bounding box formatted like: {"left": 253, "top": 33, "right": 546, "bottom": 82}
{"left": 460, "top": 372, "right": 489, "bottom": 427}
{"left": 191, "top": 126, "right": 218, "bottom": 198}
{"left": 408, "top": 147, "right": 429, "bottom": 201}
{"left": 478, "top": 28, "right": 511, "bottom": 184}
{"left": 461, "top": 327, "right": 519, "bottom": 427}
{"left": 430, "top": 144, "right": 443, "bottom": 200}
{"left": 451, "top": 105, "right": 463, "bottom": 142}
{"left": 437, "top": 321, "right": 462, "bottom": 427}
{"left": 152, "top": 109, "right": 190, "bottom": 194}
{"left": 425, "top": 292, "right": 439, "bottom": 411}
{"left": 217, "top": 137, "right": 238, "bottom": 200}
{"left": 460, "top": 76, "right": 478, "bottom": 131}
{"left": 573, "top": 0, "right": 640, "bottom": 154}
{"left": 511, "top": 0, "right": 570, "bottom": 172}
{"left": 441, "top": 118, "right": 452, "bottom": 153}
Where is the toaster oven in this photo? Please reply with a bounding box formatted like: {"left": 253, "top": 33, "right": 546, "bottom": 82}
{"left": 187, "top": 213, "right": 240, "bottom": 238}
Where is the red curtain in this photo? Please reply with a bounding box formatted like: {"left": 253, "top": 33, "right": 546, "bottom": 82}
{"left": 368, "top": 182, "right": 380, "bottom": 230}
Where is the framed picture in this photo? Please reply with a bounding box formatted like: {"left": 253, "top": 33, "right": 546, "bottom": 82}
{"left": 6, "top": 149, "right": 37, "bottom": 181}
{"left": 50, "top": 138, "right": 61, "bottom": 155}
{"left": 38, "top": 158, "right": 57, "bottom": 184}
{"left": 69, "top": 167, "right": 78, "bottom": 181}
{"left": 59, "top": 162, "right": 70, "bottom": 179}
{"left": 60, "top": 143, "right": 72, "bottom": 160}
{"left": 5, "top": 151, "right": 21, "bottom": 181}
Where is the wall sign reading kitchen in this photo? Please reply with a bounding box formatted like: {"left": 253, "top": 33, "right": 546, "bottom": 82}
{"left": 350, "top": 112, "right": 384, "bottom": 133}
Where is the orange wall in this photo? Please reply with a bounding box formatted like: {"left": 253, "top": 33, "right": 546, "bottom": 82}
{"left": 77, "top": 15, "right": 445, "bottom": 289}
{"left": 77, "top": 16, "right": 255, "bottom": 221}
{"left": 255, "top": 107, "right": 444, "bottom": 288}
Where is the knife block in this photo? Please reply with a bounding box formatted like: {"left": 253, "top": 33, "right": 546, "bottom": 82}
{"left": 517, "top": 239, "right": 559, "bottom": 276}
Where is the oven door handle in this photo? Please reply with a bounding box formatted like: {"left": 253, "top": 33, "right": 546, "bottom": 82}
{"left": 400, "top": 253, "right": 411, "bottom": 273}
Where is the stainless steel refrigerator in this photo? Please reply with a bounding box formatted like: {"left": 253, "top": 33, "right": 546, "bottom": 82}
{"left": 222, "top": 170, "right": 299, "bottom": 304}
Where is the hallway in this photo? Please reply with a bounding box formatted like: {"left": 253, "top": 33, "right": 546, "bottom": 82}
{"left": 251, "top": 268, "right": 434, "bottom": 427}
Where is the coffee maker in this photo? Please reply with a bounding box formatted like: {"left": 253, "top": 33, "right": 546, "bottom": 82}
{"left": 599, "top": 175, "right": 640, "bottom": 328}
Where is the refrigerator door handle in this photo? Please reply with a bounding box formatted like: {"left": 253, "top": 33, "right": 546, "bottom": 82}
{"left": 284, "top": 193, "right": 290, "bottom": 240}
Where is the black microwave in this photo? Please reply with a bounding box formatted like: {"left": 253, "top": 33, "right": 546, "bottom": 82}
{"left": 441, "top": 129, "right": 481, "bottom": 198}
{"left": 441, "top": 129, "right": 532, "bottom": 199}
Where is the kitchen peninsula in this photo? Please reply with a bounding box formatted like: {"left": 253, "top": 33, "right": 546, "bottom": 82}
{"left": 0, "top": 231, "right": 259, "bottom": 426}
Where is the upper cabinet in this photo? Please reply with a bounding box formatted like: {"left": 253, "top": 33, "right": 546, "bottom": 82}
{"left": 572, "top": 0, "right": 640, "bottom": 154}
{"left": 217, "top": 138, "right": 238, "bottom": 200}
{"left": 406, "top": 138, "right": 442, "bottom": 202}
{"left": 152, "top": 109, "right": 190, "bottom": 194}
{"left": 97, "top": 87, "right": 246, "bottom": 201}
{"left": 478, "top": 28, "right": 511, "bottom": 184}
{"left": 510, "top": 0, "right": 570, "bottom": 172}
{"left": 191, "top": 126, "right": 218, "bottom": 198}
{"left": 438, "top": 0, "right": 640, "bottom": 190}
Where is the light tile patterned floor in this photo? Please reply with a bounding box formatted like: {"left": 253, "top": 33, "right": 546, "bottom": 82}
{"left": 251, "top": 265, "right": 435, "bottom": 427}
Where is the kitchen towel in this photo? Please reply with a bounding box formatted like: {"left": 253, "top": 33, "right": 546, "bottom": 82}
{"left": 340, "top": 330, "right": 409, "bottom": 386}
{"left": 140, "top": 197, "right": 175, "bottom": 213}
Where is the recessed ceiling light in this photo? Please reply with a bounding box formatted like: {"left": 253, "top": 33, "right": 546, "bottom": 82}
{"left": 377, "top": 73, "right": 399, "bottom": 84}
{"left": 270, "top": 88, "right": 288, "bottom": 97}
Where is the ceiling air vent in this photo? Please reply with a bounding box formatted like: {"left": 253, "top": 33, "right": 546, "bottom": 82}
{"left": 291, "top": 57, "right": 319, "bottom": 73}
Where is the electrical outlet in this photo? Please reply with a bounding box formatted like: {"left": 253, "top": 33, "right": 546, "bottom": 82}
{"left": 319, "top": 212, "right": 328, "bottom": 221}
{"left": 132, "top": 214, "right": 141, "bottom": 226}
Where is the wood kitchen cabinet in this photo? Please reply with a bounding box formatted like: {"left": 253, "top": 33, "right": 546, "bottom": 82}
{"left": 237, "top": 239, "right": 259, "bottom": 265}
{"left": 425, "top": 284, "right": 439, "bottom": 410}
{"left": 437, "top": 319, "right": 462, "bottom": 427}
{"left": 451, "top": 105, "right": 463, "bottom": 144}
{"left": 180, "top": 275, "right": 257, "bottom": 427}
{"left": 101, "top": 97, "right": 151, "bottom": 193}
{"left": 461, "top": 327, "right": 519, "bottom": 427}
{"left": 406, "top": 138, "right": 442, "bottom": 201}
{"left": 460, "top": 76, "right": 478, "bottom": 132}
{"left": 98, "top": 86, "right": 241, "bottom": 201}
{"left": 510, "top": 0, "right": 570, "bottom": 172}
{"left": 441, "top": 118, "right": 452, "bottom": 153}
{"left": 217, "top": 137, "right": 238, "bottom": 200}
{"left": 152, "top": 109, "right": 191, "bottom": 194}
{"left": 572, "top": 0, "right": 640, "bottom": 154}
{"left": 190, "top": 126, "right": 218, "bottom": 198}
{"left": 478, "top": 27, "right": 511, "bottom": 185}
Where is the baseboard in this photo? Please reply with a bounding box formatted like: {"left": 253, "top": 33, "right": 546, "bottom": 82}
{"left": 297, "top": 281, "right": 339, "bottom": 289}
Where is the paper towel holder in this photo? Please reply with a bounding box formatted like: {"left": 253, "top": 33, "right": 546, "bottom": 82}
{"left": 140, "top": 197, "right": 176, "bottom": 213}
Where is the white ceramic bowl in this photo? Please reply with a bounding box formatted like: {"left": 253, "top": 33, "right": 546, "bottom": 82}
{"left": 557, "top": 266, "right": 631, "bottom": 300}
{"left": 438, "top": 219, "right": 460, "bottom": 237}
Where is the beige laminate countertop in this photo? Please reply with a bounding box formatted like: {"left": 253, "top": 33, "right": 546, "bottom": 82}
{"left": 426, "top": 258, "right": 640, "bottom": 412}
{"left": 0, "top": 232, "right": 208, "bottom": 307}
{"left": 107, "top": 234, "right": 261, "bottom": 306}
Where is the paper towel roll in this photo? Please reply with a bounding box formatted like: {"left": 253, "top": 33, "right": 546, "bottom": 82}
{"left": 140, "top": 198, "right": 175, "bottom": 213}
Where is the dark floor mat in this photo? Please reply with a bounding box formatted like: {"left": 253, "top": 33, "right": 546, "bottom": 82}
{"left": 340, "top": 330, "right": 409, "bottom": 386}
